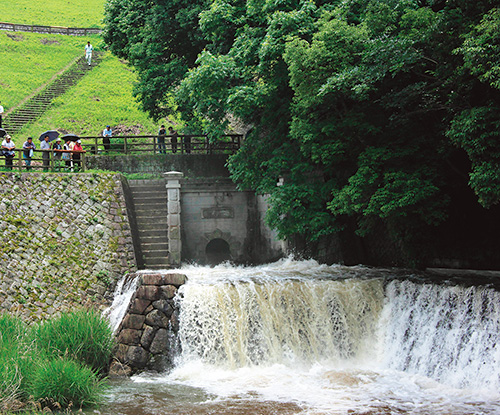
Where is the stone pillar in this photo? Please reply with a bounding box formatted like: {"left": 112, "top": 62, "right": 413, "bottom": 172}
{"left": 164, "top": 171, "right": 183, "bottom": 266}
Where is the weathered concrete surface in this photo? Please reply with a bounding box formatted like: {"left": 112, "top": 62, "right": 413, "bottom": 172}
{"left": 110, "top": 272, "right": 186, "bottom": 376}
{"left": 0, "top": 172, "right": 137, "bottom": 321}
{"left": 180, "top": 178, "right": 284, "bottom": 265}
{"left": 87, "top": 154, "right": 230, "bottom": 178}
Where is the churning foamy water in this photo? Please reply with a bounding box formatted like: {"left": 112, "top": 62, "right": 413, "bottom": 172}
{"left": 98, "top": 259, "right": 500, "bottom": 415}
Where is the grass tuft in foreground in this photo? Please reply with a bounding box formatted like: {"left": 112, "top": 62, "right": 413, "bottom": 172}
{"left": 0, "top": 310, "right": 113, "bottom": 412}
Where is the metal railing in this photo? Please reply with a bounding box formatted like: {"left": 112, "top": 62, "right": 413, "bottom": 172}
{"left": 1, "top": 149, "right": 86, "bottom": 172}
{"left": 78, "top": 134, "right": 242, "bottom": 155}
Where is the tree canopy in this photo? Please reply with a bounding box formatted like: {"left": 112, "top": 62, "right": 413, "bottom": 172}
{"left": 103, "top": 0, "right": 500, "bottom": 266}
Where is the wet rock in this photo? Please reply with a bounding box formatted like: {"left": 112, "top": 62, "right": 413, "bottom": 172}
{"left": 140, "top": 325, "right": 156, "bottom": 349}
{"left": 149, "top": 328, "right": 169, "bottom": 355}
{"left": 145, "top": 309, "right": 170, "bottom": 328}
{"left": 122, "top": 313, "right": 146, "bottom": 330}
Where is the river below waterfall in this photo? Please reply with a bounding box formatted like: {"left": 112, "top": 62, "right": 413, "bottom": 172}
{"left": 91, "top": 259, "right": 500, "bottom": 415}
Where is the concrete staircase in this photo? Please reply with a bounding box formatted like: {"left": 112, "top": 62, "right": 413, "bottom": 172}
{"left": 3, "top": 52, "right": 103, "bottom": 134}
{"left": 128, "top": 179, "right": 170, "bottom": 270}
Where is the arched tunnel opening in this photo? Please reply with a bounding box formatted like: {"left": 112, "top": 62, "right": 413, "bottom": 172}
{"left": 205, "top": 238, "right": 231, "bottom": 265}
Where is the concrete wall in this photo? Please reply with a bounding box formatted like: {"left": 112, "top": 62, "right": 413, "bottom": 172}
{"left": 87, "top": 154, "right": 230, "bottom": 178}
{"left": 0, "top": 172, "right": 137, "bottom": 321}
{"left": 179, "top": 178, "right": 284, "bottom": 264}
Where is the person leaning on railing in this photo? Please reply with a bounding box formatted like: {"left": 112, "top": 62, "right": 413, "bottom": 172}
{"left": 40, "top": 135, "right": 51, "bottom": 172}
{"left": 22, "top": 137, "right": 36, "bottom": 170}
{"left": 1, "top": 135, "right": 15, "bottom": 169}
{"left": 72, "top": 139, "right": 83, "bottom": 170}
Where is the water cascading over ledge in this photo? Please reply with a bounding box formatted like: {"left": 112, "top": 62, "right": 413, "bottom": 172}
{"left": 108, "top": 261, "right": 500, "bottom": 406}
{"left": 110, "top": 272, "right": 187, "bottom": 376}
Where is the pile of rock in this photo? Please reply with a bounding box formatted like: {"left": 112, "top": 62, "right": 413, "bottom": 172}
{"left": 111, "top": 272, "right": 187, "bottom": 376}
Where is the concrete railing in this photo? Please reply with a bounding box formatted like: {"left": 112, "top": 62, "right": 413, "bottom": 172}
{"left": 0, "top": 22, "right": 102, "bottom": 36}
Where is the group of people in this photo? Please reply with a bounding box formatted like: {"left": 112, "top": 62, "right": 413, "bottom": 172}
{"left": 157, "top": 125, "right": 190, "bottom": 154}
{"left": 1, "top": 134, "right": 84, "bottom": 171}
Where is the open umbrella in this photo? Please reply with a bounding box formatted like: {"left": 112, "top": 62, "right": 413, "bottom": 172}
{"left": 61, "top": 134, "right": 80, "bottom": 142}
{"left": 0, "top": 128, "right": 7, "bottom": 138}
{"left": 39, "top": 130, "right": 59, "bottom": 142}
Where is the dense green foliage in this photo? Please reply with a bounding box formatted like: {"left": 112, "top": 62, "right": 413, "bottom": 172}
{"left": 33, "top": 309, "right": 115, "bottom": 374}
{"left": 0, "top": 310, "right": 112, "bottom": 412}
{"left": 3, "top": 0, "right": 105, "bottom": 28}
{"left": 103, "top": 0, "right": 500, "bottom": 265}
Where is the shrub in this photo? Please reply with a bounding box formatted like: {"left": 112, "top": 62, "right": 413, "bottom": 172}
{"left": 29, "top": 357, "right": 104, "bottom": 409}
{"left": 33, "top": 309, "right": 115, "bottom": 374}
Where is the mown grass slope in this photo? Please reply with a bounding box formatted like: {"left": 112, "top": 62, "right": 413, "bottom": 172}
{"left": 0, "top": 31, "right": 99, "bottom": 110}
{"left": 15, "top": 51, "right": 173, "bottom": 138}
{"left": 2, "top": 0, "right": 105, "bottom": 28}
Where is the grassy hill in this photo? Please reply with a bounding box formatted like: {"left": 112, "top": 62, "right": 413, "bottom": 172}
{"left": 1, "top": 2, "right": 179, "bottom": 140}
{"left": 2, "top": 0, "right": 105, "bottom": 28}
{"left": 16, "top": 51, "right": 173, "bottom": 138}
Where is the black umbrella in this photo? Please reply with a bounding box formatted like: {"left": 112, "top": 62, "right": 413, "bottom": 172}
{"left": 0, "top": 128, "right": 6, "bottom": 138}
{"left": 39, "top": 130, "right": 59, "bottom": 142}
{"left": 61, "top": 134, "right": 80, "bottom": 142}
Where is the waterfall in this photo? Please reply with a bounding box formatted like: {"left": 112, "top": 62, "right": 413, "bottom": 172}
{"left": 177, "top": 277, "right": 384, "bottom": 368}
{"left": 103, "top": 261, "right": 500, "bottom": 415}
{"left": 104, "top": 273, "right": 140, "bottom": 333}
{"left": 172, "top": 261, "right": 500, "bottom": 392}
{"left": 383, "top": 279, "right": 500, "bottom": 389}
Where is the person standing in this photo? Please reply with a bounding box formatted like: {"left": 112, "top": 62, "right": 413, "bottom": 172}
{"left": 1, "top": 135, "right": 15, "bottom": 169}
{"left": 72, "top": 139, "right": 83, "bottom": 170}
{"left": 158, "top": 124, "right": 166, "bottom": 154}
{"left": 168, "top": 126, "right": 178, "bottom": 153}
{"left": 63, "top": 138, "right": 72, "bottom": 170}
{"left": 40, "top": 135, "right": 51, "bottom": 171}
{"left": 0, "top": 102, "right": 4, "bottom": 128}
{"left": 52, "top": 137, "right": 63, "bottom": 170}
{"left": 102, "top": 125, "right": 112, "bottom": 151}
{"left": 22, "top": 137, "right": 36, "bottom": 170}
{"left": 85, "top": 41, "right": 93, "bottom": 66}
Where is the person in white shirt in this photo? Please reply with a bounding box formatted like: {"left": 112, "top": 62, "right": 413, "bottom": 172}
{"left": 0, "top": 103, "right": 4, "bottom": 128}
{"left": 1, "top": 135, "right": 15, "bottom": 169}
{"left": 40, "top": 135, "right": 51, "bottom": 171}
{"left": 85, "top": 41, "right": 93, "bottom": 66}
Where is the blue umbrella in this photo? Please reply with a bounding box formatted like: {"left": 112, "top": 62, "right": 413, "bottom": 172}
{"left": 39, "top": 130, "right": 59, "bottom": 142}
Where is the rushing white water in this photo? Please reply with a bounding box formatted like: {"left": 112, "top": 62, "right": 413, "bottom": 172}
{"left": 102, "top": 259, "right": 500, "bottom": 415}
{"left": 104, "top": 273, "right": 140, "bottom": 333}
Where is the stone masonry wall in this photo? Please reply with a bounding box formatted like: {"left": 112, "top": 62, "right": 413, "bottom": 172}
{"left": 112, "top": 272, "right": 186, "bottom": 376}
{"left": 0, "top": 172, "right": 137, "bottom": 321}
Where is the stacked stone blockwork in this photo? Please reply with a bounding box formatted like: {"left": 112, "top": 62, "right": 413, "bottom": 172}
{"left": 0, "top": 173, "right": 137, "bottom": 321}
{"left": 111, "top": 272, "right": 187, "bottom": 376}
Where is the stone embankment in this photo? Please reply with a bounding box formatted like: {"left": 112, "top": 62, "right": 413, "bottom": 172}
{"left": 0, "top": 172, "right": 137, "bottom": 321}
{"left": 111, "top": 272, "right": 186, "bottom": 376}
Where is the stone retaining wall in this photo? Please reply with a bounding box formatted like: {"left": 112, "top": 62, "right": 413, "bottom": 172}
{"left": 111, "top": 272, "right": 186, "bottom": 376}
{"left": 0, "top": 172, "right": 137, "bottom": 321}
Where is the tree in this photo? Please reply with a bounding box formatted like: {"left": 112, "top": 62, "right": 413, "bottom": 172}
{"left": 104, "top": 0, "right": 500, "bottom": 266}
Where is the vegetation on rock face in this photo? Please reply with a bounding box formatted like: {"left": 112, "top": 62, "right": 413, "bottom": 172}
{"left": 0, "top": 310, "right": 112, "bottom": 412}
{"left": 103, "top": 0, "right": 500, "bottom": 266}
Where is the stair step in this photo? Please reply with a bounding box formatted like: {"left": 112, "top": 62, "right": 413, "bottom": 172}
{"left": 143, "top": 257, "right": 170, "bottom": 265}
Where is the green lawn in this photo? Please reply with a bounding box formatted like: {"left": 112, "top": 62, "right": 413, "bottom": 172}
{"left": 0, "top": 31, "right": 100, "bottom": 110}
{"left": 15, "top": 51, "right": 177, "bottom": 138}
{"left": 2, "top": 0, "right": 105, "bottom": 28}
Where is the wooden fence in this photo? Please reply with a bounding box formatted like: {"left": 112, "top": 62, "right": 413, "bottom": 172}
{"left": 78, "top": 134, "right": 242, "bottom": 155}
{"left": 1, "top": 149, "right": 86, "bottom": 172}
{"left": 0, "top": 22, "right": 102, "bottom": 36}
